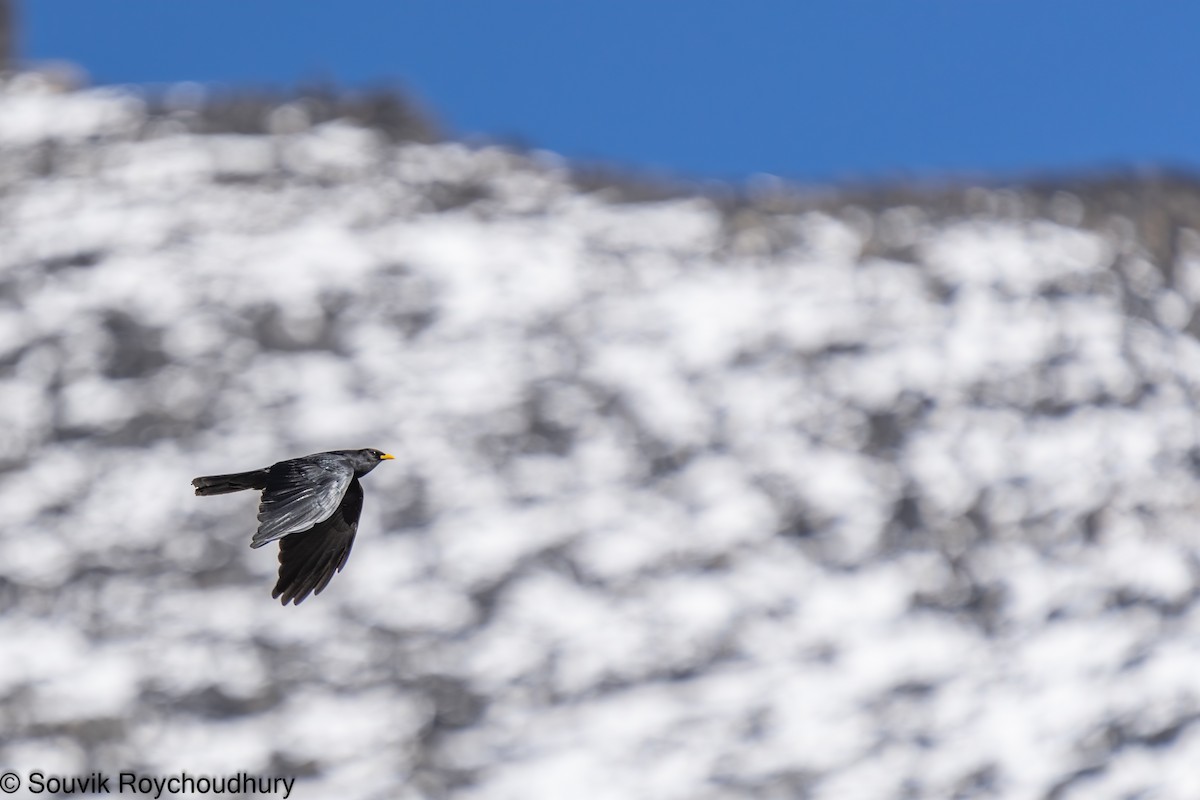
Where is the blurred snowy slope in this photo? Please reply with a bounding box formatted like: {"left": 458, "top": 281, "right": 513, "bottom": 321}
{"left": 3, "top": 73, "right": 1200, "bottom": 799}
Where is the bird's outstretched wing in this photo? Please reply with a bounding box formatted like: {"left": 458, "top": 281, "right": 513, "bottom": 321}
{"left": 252, "top": 457, "right": 354, "bottom": 547}
{"left": 273, "top": 478, "right": 363, "bottom": 605}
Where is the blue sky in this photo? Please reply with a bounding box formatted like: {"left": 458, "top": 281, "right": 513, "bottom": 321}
{"left": 21, "top": 1, "right": 1200, "bottom": 183}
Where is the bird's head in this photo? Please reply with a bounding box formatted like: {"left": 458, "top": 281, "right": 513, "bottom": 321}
{"left": 349, "top": 448, "right": 395, "bottom": 475}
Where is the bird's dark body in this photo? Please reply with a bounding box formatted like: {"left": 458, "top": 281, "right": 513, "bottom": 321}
{"left": 192, "top": 448, "right": 393, "bottom": 605}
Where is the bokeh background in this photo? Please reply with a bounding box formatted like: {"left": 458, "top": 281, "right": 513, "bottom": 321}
{"left": 5, "top": 4, "right": 1200, "bottom": 799}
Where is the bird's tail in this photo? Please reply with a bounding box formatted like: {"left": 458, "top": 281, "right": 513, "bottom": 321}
{"left": 192, "top": 469, "right": 269, "bottom": 496}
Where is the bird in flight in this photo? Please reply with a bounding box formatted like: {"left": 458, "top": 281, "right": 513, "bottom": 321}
{"left": 192, "top": 448, "right": 394, "bottom": 605}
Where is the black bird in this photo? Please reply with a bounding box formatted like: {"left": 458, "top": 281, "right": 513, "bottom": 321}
{"left": 192, "top": 448, "right": 394, "bottom": 605}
